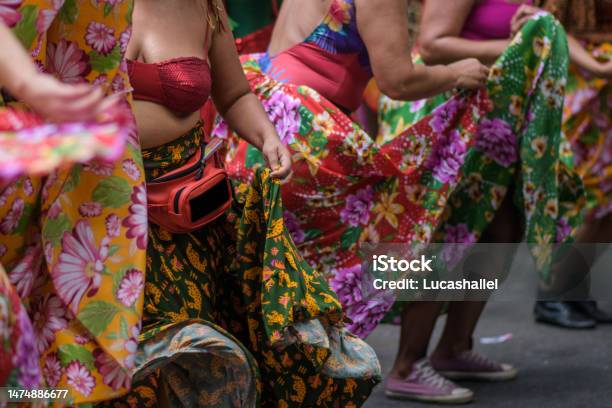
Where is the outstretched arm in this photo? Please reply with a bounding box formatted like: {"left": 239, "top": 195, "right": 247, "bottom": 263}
{"left": 356, "top": 0, "right": 489, "bottom": 101}
{"left": 0, "top": 23, "right": 108, "bottom": 122}
{"left": 567, "top": 35, "right": 612, "bottom": 78}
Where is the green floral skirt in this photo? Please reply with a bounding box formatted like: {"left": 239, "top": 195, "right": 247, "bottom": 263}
{"left": 103, "top": 125, "right": 380, "bottom": 407}
{"left": 378, "top": 13, "right": 585, "bottom": 280}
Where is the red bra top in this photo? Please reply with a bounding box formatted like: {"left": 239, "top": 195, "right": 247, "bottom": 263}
{"left": 127, "top": 57, "right": 212, "bottom": 115}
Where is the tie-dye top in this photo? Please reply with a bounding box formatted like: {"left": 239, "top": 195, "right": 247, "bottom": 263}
{"left": 261, "top": 0, "right": 372, "bottom": 112}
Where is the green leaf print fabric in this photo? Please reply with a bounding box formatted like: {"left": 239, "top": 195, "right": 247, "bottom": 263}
{"left": 378, "top": 13, "right": 585, "bottom": 280}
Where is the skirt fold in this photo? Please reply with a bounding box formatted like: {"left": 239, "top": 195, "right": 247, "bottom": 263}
{"left": 112, "top": 127, "right": 380, "bottom": 407}
{"left": 378, "top": 13, "right": 584, "bottom": 279}
{"left": 217, "top": 53, "right": 490, "bottom": 338}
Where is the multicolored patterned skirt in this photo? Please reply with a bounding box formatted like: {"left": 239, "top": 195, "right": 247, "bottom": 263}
{"left": 563, "top": 41, "right": 611, "bottom": 220}
{"left": 105, "top": 125, "right": 380, "bottom": 407}
{"left": 215, "top": 54, "right": 490, "bottom": 339}
{"left": 0, "top": 0, "right": 147, "bottom": 404}
{"left": 216, "top": 13, "right": 585, "bottom": 339}
{"left": 377, "top": 13, "right": 584, "bottom": 277}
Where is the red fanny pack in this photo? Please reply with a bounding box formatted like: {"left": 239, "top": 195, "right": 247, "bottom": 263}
{"left": 146, "top": 138, "right": 232, "bottom": 234}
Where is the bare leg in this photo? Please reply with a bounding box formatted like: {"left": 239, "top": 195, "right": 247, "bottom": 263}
{"left": 390, "top": 190, "right": 522, "bottom": 376}
{"left": 539, "top": 214, "right": 611, "bottom": 297}
{"left": 578, "top": 214, "right": 612, "bottom": 244}
{"left": 431, "top": 301, "right": 486, "bottom": 359}
{"left": 388, "top": 301, "right": 444, "bottom": 379}
{"left": 536, "top": 214, "right": 612, "bottom": 326}
{"left": 433, "top": 190, "right": 522, "bottom": 358}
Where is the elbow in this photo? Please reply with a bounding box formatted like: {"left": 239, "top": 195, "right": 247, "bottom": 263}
{"left": 418, "top": 33, "right": 444, "bottom": 65}
{"left": 418, "top": 41, "right": 438, "bottom": 65}
{"left": 377, "top": 64, "right": 423, "bottom": 101}
{"left": 377, "top": 79, "right": 404, "bottom": 101}
{"left": 214, "top": 86, "right": 251, "bottom": 116}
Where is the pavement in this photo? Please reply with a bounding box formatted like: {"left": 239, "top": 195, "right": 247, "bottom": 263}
{"left": 364, "top": 299, "right": 612, "bottom": 408}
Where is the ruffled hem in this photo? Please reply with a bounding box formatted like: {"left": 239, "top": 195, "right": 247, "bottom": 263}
{"left": 227, "top": 168, "right": 381, "bottom": 405}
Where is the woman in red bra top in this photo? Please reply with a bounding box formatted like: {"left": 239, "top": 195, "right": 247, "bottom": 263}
{"left": 106, "top": 1, "right": 383, "bottom": 407}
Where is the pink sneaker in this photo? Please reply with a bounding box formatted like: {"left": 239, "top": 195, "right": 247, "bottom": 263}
{"left": 431, "top": 350, "right": 518, "bottom": 381}
{"left": 385, "top": 359, "right": 474, "bottom": 404}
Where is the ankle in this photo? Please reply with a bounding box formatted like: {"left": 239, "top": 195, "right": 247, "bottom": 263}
{"left": 432, "top": 340, "right": 472, "bottom": 360}
{"left": 389, "top": 355, "right": 422, "bottom": 379}
{"left": 389, "top": 366, "right": 412, "bottom": 380}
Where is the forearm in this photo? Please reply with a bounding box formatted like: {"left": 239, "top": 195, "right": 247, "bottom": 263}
{"left": 385, "top": 64, "right": 457, "bottom": 101}
{"left": 219, "top": 92, "right": 275, "bottom": 149}
{"left": 421, "top": 37, "right": 509, "bottom": 66}
{"left": 0, "top": 24, "right": 39, "bottom": 96}
{"left": 567, "top": 35, "right": 605, "bottom": 77}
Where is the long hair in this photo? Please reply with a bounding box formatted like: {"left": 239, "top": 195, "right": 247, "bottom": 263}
{"left": 536, "top": 0, "right": 611, "bottom": 34}
{"left": 198, "top": 0, "right": 225, "bottom": 33}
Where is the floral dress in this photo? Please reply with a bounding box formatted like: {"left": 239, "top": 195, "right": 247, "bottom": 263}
{"left": 215, "top": 0, "right": 491, "bottom": 338}
{"left": 377, "top": 13, "right": 584, "bottom": 282}
{"left": 0, "top": 0, "right": 147, "bottom": 404}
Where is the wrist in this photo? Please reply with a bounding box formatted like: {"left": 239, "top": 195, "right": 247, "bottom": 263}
{"left": 443, "top": 64, "right": 460, "bottom": 89}
{"left": 593, "top": 61, "right": 612, "bottom": 78}
{"left": 10, "top": 70, "right": 39, "bottom": 102}
{"left": 259, "top": 128, "right": 279, "bottom": 146}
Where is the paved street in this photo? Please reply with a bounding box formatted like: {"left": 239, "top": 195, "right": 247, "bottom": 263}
{"left": 364, "top": 299, "right": 612, "bottom": 408}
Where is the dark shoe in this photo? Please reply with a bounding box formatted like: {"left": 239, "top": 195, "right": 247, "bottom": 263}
{"left": 572, "top": 301, "right": 612, "bottom": 324}
{"left": 534, "top": 301, "right": 596, "bottom": 329}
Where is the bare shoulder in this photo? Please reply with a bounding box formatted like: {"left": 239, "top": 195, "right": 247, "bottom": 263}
{"left": 269, "top": 0, "right": 331, "bottom": 55}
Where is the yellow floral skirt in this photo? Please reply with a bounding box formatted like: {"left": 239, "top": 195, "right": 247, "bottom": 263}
{"left": 0, "top": 0, "right": 147, "bottom": 404}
